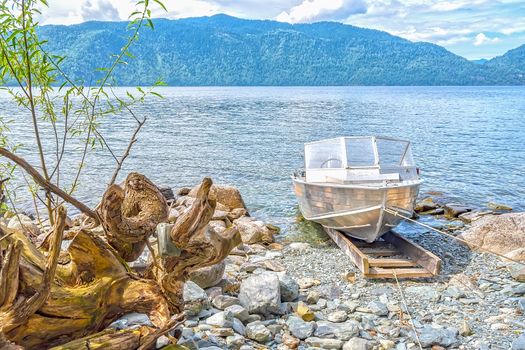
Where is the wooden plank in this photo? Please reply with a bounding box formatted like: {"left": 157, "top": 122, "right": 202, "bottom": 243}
{"left": 368, "top": 258, "right": 418, "bottom": 267}
{"left": 325, "top": 228, "right": 369, "bottom": 274}
{"left": 352, "top": 240, "right": 393, "bottom": 249}
{"left": 360, "top": 248, "right": 399, "bottom": 256}
{"left": 366, "top": 267, "right": 434, "bottom": 279}
{"left": 383, "top": 231, "right": 442, "bottom": 275}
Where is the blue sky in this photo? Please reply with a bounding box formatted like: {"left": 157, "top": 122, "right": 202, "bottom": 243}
{"left": 40, "top": 0, "right": 525, "bottom": 60}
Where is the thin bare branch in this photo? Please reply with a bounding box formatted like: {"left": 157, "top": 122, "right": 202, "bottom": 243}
{"left": 108, "top": 116, "right": 146, "bottom": 186}
{"left": 0, "top": 147, "right": 97, "bottom": 221}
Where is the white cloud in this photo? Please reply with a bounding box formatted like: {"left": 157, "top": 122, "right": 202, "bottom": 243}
{"left": 276, "top": 0, "right": 367, "bottom": 23}
{"left": 473, "top": 33, "right": 500, "bottom": 46}
{"left": 80, "top": 0, "right": 120, "bottom": 21}
{"left": 430, "top": 0, "right": 490, "bottom": 12}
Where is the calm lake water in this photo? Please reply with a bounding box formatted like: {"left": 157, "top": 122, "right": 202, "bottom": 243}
{"left": 3, "top": 86, "right": 525, "bottom": 238}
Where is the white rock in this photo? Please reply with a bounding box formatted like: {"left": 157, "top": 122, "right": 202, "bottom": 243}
{"left": 343, "top": 337, "right": 372, "bottom": 350}
{"left": 224, "top": 304, "right": 250, "bottom": 322}
{"left": 206, "top": 310, "right": 234, "bottom": 328}
{"left": 239, "top": 271, "right": 281, "bottom": 314}
{"left": 245, "top": 321, "right": 272, "bottom": 343}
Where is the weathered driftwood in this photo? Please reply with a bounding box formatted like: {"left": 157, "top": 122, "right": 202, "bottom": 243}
{"left": 151, "top": 177, "right": 242, "bottom": 312}
{"left": 0, "top": 173, "right": 240, "bottom": 349}
{"left": 0, "top": 206, "right": 171, "bottom": 348}
{"left": 98, "top": 172, "right": 168, "bottom": 261}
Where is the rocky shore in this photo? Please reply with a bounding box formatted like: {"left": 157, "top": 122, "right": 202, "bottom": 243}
{"left": 3, "top": 186, "right": 524, "bottom": 349}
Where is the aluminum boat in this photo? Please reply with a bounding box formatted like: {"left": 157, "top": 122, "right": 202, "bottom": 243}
{"left": 292, "top": 136, "right": 422, "bottom": 242}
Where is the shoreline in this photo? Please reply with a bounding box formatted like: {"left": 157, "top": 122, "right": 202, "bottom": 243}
{"left": 2, "top": 183, "right": 524, "bottom": 349}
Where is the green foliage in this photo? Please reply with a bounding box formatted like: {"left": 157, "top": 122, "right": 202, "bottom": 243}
{"left": 0, "top": 0, "right": 166, "bottom": 217}
{"left": 30, "top": 14, "right": 525, "bottom": 86}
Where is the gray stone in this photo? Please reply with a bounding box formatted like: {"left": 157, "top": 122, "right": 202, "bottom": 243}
{"left": 286, "top": 316, "right": 316, "bottom": 340}
{"left": 212, "top": 295, "right": 240, "bottom": 309}
{"left": 206, "top": 311, "right": 234, "bottom": 328}
{"left": 306, "top": 290, "right": 321, "bottom": 304}
{"left": 245, "top": 321, "right": 272, "bottom": 343}
{"left": 224, "top": 304, "right": 250, "bottom": 322}
{"left": 209, "top": 328, "right": 235, "bottom": 337}
{"left": 415, "top": 197, "right": 439, "bottom": 213}
{"left": 509, "top": 263, "right": 525, "bottom": 282}
{"left": 314, "top": 320, "right": 359, "bottom": 341}
{"left": 206, "top": 286, "right": 223, "bottom": 299}
{"left": 7, "top": 214, "right": 40, "bottom": 236}
{"left": 233, "top": 318, "right": 246, "bottom": 336}
{"left": 343, "top": 337, "right": 372, "bottom": 350}
{"left": 367, "top": 301, "right": 388, "bottom": 316}
{"left": 327, "top": 310, "right": 348, "bottom": 323}
{"left": 289, "top": 242, "right": 311, "bottom": 251}
{"left": 510, "top": 284, "right": 525, "bottom": 296}
{"left": 183, "top": 281, "right": 210, "bottom": 316}
{"left": 416, "top": 325, "right": 459, "bottom": 347}
{"left": 158, "top": 186, "right": 175, "bottom": 201}
{"left": 278, "top": 272, "right": 300, "bottom": 302}
{"left": 189, "top": 261, "right": 226, "bottom": 289}
{"left": 518, "top": 298, "right": 525, "bottom": 313}
{"left": 444, "top": 203, "right": 472, "bottom": 218}
{"left": 404, "top": 286, "right": 440, "bottom": 301}
{"left": 109, "top": 312, "right": 152, "bottom": 330}
{"left": 444, "top": 286, "right": 465, "bottom": 299}
{"left": 226, "top": 334, "right": 245, "bottom": 350}
{"left": 226, "top": 334, "right": 245, "bottom": 349}
{"left": 156, "top": 335, "right": 170, "bottom": 348}
{"left": 512, "top": 334, "right": 525, "bottom": 350}
{"left": 267, "top": 324, "right": 284, "bottom": 335}
{"left": 306, "top": 337, "right": 344, "bottom": 349}
{"left": 234, "top": 216, "right": 272, "bottom": 244}
{"left": 239, "top": 271, "right": 281, "bottom": 314}
{"left": 244, "top": 314, "right": 262, "bottom": 323}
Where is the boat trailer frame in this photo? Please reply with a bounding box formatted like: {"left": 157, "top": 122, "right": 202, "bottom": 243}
{"left": 325, "top": 228, "right": 442, "bottom": 279}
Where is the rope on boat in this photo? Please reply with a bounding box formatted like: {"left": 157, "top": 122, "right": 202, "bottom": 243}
{"left": 384, "top": 207, "right": 525, "bottom": 267}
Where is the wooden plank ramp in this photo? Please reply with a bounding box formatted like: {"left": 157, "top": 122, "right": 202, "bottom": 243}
{"left": 325, "top": 228, "right": 442, "bottom": 279}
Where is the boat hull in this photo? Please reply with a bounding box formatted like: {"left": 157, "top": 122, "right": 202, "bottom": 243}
{"left": 292, "top": 179, "right": 421, "bottom": 242}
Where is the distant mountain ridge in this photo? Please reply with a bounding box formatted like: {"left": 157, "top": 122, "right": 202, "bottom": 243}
{"left": 29, "top": 14, "right": 525, "bottom": 85}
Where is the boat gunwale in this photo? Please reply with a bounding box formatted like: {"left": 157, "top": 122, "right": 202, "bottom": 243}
{"left": 304, "top": 135, "right": 412, "bottom": 146}
{"left": 291, "top": 175, "right": 423, "bottom": 190}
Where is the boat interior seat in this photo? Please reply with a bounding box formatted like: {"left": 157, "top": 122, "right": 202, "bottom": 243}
{"left": 325, "top": 173, "right": 400, "bottom": 184}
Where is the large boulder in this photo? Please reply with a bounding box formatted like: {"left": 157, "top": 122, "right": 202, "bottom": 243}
{"left": 459, "top": 213, "right": 525, "bottom": 260}
{"left": 239, "top": 271, "right": 281, "bottom": 314}
{"left": 234, "top": 216, "right": 274, "bottom": 244}
{"left": 189, "top": 184, "right": 247, "bottom": 211}
{"left": 189, "top": 261, "right": 225, "bottom": 289}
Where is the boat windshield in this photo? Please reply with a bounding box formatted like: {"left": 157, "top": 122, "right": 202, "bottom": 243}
{"left": 304, "top": 136, "right": 415, "bottom": 169}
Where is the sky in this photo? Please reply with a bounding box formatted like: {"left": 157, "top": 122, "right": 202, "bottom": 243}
{"left": 37, "top": 0, "right": 525, "bottom": 60}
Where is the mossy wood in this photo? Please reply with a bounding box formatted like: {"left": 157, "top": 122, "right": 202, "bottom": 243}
{"left": 0, "top": 173, "right": 240, "bottom": 349}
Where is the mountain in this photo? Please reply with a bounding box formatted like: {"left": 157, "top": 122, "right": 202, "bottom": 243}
{"left": 471, "top": 59, "right": 488, "bottom": 65}
{"left": 29, "top": 15, "right": 525, "bottom": 85}
{"left": 485, "top": 45, "right": 525, "bottom": 83}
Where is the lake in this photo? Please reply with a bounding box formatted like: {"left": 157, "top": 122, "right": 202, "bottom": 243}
{"left": 3, "top": 86, "right": 525, "bottom": 237}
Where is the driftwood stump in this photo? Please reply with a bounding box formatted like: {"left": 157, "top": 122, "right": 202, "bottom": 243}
{"left": 0, "top": 173, "right": 240, "bottom": 349}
